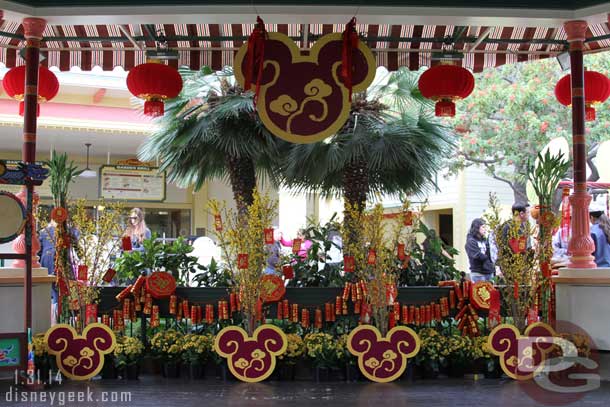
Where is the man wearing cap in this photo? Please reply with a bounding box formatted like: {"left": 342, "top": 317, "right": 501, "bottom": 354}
{"left": 589, "top": 198, "right": 610, "bottom": 268}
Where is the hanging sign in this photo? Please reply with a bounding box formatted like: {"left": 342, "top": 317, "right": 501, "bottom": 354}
{"left": 234, "top": 31, "right": 376, "bottom": 144}
{"left": 99, "top": 165, "right": 165, "bottom": 202}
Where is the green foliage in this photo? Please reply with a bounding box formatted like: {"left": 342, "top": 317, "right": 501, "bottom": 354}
{"left": 114, "top": 233, "right": 165, "bottom": 282}
{"left": 114, "top": 234, "right": 206, "bottom": 285}
{"left": 45, "top": 151, "right": 83, "bottom": 207}
{"left": 527, "top": 150, "right": 570, "bottom": 208}
{"left": 138, "top": 66, "right": 283, "bottom": 192}
{"left": 191, "top": 257, "right": 235, "bottom": 288}
{"left": 286, "top": 214, "right": 346, "bottom": 288}
{"left": 448, "top": 54, "right": 610, "bottom": 200}
{"left": 399, "top": 222, "right": 460, "bottom": 286}
{"left": 279, "top": 69, "right": 455, "bottom": 202}
{"left": 158, "top": 237, "right": 206, "bottom": 286}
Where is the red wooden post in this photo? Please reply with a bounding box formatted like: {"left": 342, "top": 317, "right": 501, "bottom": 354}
{"left": 564, "top": 20, "right": 596, "bottom": 269}
{"left": 21, "top": 17, "right": 47, "bottom": 334}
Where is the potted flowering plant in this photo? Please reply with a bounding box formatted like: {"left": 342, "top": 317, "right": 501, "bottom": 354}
{"left": 442, "top": 333, "right": 472, "bottom": 378}
{"left": 414, "top": 328, "right": 446, "bottom": 379}
{"left": 275, "top": 333, "right": 305, "bottom": 380}
{"left": 181, "top": 333, "right": 214, "bottom": 379}
{"left": 304, "top": 332, "right": 340, "bottom": 381}
{"left": 150, "top": 329, "right": 184, "bottom": 378}
{"left": 113, "top": 336, "right": 144, "bottom": 380}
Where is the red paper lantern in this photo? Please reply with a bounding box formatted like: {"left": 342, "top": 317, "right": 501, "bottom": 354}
{"left": 554, "top": 71, "right": 610, "bottom": 121}
{"left": 2, "top": 65, "right": 59, "bottom": 116}
{"left": 418, "top": 64, "right": 475, "bottom": 117}
{"left": 126, "top": 62, "right": 183, "bottom": 117}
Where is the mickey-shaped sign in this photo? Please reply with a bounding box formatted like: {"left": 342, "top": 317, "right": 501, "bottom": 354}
{"left": 214, "top": 324, "right": 287, "bottom": 382}
{"left": 487, "top": 322, "right": 558, "bottom": 380}
{"left": 347, "top": 325, "right": 420, "bottom": 382}
{"left": 45, "top": 323, "right": 116, "bottom": 380}
{"left": 234, "top": 32, "right": 376, "bottom": 144}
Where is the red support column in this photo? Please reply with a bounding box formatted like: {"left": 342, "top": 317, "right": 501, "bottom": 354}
{"left": 21, "top": 17, "right": 46, "bottom": 336}
{"left": 565, "top": 20, "right": 596, "bottom": 269}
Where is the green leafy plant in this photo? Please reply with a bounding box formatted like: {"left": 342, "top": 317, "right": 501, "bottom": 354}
{"left": 527, "top": 150, "right": 570, "bottom": 208}
{"left": 399, "top": 222, "right": 460, "bottom": 286}
{"left": 158, "top": 237, "right": 206, "bottom": 286}
{"left": 191, "top": 257, "right": 235, "bottom": 287}
{"left": 114, "top": 233, "right": 165, "bottom": 282}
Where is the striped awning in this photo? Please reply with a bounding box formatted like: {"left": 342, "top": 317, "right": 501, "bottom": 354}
{"left": 1, "top": 22, "right": 609, "bottom": 72}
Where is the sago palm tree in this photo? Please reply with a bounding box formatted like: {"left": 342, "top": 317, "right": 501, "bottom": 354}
{"left": 138, "top": 67, "right": 283, "bottom": 216}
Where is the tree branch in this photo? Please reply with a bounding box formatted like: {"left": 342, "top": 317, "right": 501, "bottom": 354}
{"left": 458, "top": 151, "right": 504, "bottom": 165}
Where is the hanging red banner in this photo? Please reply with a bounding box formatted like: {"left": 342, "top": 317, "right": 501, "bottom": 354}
{"left": 237, "top": 253, "right": 249, "bottom": 269}
{"left": 264, "top": 228, "right": 274, "bottom": 244}
{"left": 397, "top": 243, "right": 406, "bottom": 261}
{"left": 77, "top": 265, "right": 88, "bottom": 281}
{"left": 367, "top": 249, "right": 376, "bottom": 265}
{"left": 344, "top": 255, "right": 355, "bottom": 273}
{"left": 291, "top": 238, "right": 302, "bottom": 254}
{"left": 282, "top": 264, "right": 294, "bottom": 279}
{"left": 214, "top": 214, "right": 223, "bottom": 232}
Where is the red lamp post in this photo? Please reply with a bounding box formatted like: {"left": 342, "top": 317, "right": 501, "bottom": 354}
{"left": 2, "top": 65, "right": 59, "bottom": 116}
{"left": 126, "top": 62, "right": 183, "bottom": 117}
{"left": 555, "top": 70, "right": 610, "bottom": 121}
{"left": 418, "top": 64, "right": 475, "bottom": 117}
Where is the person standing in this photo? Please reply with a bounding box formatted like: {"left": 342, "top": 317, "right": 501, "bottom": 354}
{"left": 589, "top": 200, "right": 610, "bottom": 267}
{"left": 39, "top": 220, "right": 58, "bottom": 324}
{"left": 124, "top": 208, "right": 151, "bottom": 253}
{"left": 465, "top": 218, "right": 495, "bottom": 282}
{"left": 280, "top": 229, "right": 312, "bottom": 261}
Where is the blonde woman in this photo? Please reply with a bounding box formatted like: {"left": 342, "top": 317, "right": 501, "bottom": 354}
{"left": 124, "top": 208, "right": 151, "bottom": 252}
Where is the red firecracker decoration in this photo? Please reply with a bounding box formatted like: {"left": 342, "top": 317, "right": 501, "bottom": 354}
{"left": 115, "top": 285, "right": 132, "bottom": 302}
{"left": 315, "top": 308, "right": 323, "bottom": 328}
{"left": 418, "top": 64, "right": 475, "bottom": 117}
{"left": 367, "top": 249, "right": 376, "bottom": 265}
{"left": 2, "top": 65, "right": 59, "bottom": 116}
{"left": 126, "top": 61, "right": 183, "bottom": 117}
{"left": 169, "top": 295, "right": 177, "bottom": 315}
{"left": 555, "top": 70, "right": 610, "bottom": 121}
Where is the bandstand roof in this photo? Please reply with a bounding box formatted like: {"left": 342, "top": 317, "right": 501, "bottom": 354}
{"left": 0, "top": 1, "right": 609, "bottom": 72}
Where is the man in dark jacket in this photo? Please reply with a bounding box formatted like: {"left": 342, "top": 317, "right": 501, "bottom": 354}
{"left": 465, "top": 218, "right": 495, "bottom": 282}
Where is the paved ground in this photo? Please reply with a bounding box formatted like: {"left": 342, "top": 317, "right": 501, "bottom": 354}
{"left": 0, "top": 375, "right": 608, "bottom": 406}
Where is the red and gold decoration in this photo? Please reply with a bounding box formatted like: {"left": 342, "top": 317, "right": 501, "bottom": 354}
{"left": 146, "top": 272, "right": 176, "bottom": 300}
{"left": 50, "top": 207, "right": 68, "bottom": 223}
{"left": 554, "top": 70, "right": 610, "bottom": 121}
{"left": 487, "top": 322, "right": 557, "bottom": 380}
{"left": 264, "top": 228, "right": 274, "bottom": 244}
{"left": 2, "top": 65, "right": 59, "bottom": 116}
{"left": 214, "top": 324, "right": 287, "bottom": 383}
{"left": 234, "top": 29, "right": 376, "bottom": 144}
{"left": 44, "top": 323, "right": 116, "bottom": 381}
{"left": 260, "top": 274, "right": 286, "bottom": 303}
{"left": 126, "top": 61, "right": 183, "bottom": 117}
{"left": 418, "top": 64, "right": 475, "bottom": 117}
{"left": 347, "top": 325, "right": 420, "bottom": 383}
